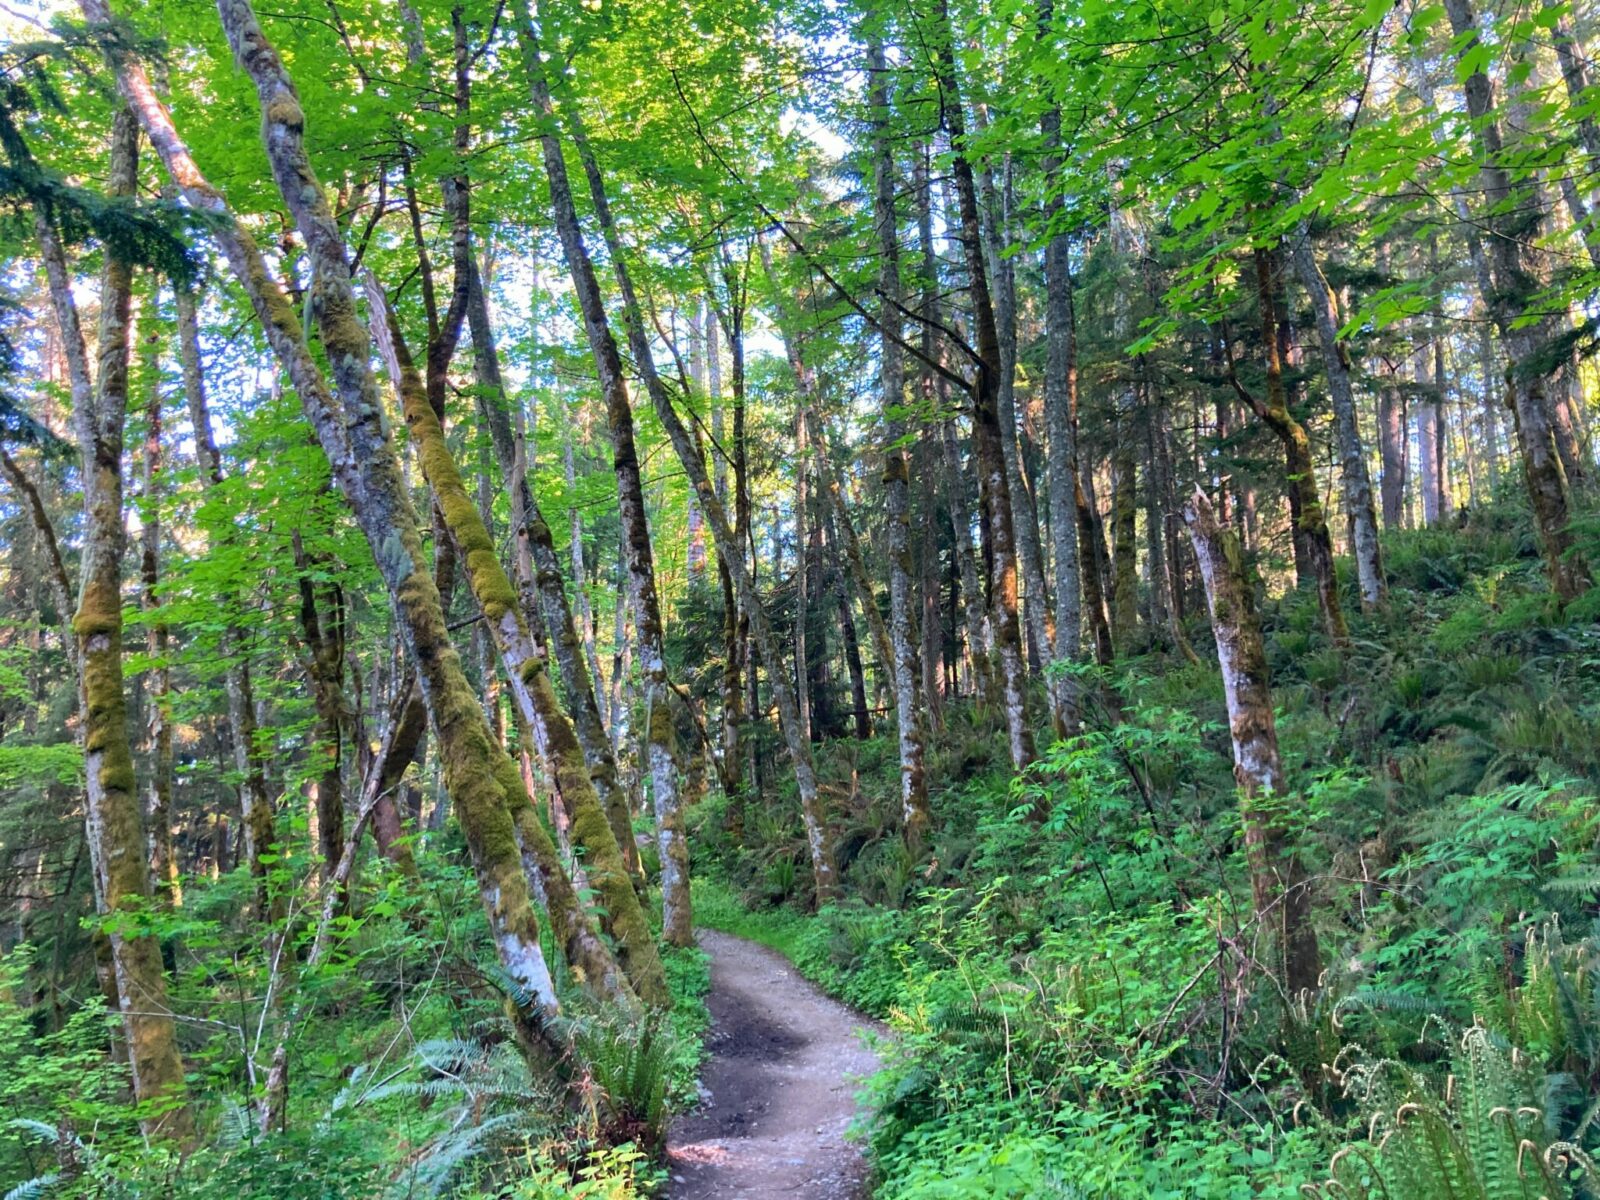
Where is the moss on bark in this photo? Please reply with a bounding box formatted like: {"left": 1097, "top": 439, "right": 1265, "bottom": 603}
{"left": 379, "top": 289, "right": 666, "bottom": 1007}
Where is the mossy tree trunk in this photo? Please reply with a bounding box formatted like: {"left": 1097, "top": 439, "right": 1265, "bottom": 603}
{"left": 70, "top": 106, "right": 193, "bottom": 1141}
{"left": 87, "top": 0, "right": 568, "bottom": 1056}
{"left": 368, "top": 278, "right": 666, "bottom": 1002}
{"left": 25, "top": 206, "right": 130, "bottom": 1047}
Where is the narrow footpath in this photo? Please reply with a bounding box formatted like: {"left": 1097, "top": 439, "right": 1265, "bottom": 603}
{"left": 667, "top": 929, "right": 882, "bottom": 1199}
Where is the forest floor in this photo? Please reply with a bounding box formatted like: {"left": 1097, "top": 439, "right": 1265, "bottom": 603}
{"left": 666, "top": 929, "right": 882, "bottom": 1199}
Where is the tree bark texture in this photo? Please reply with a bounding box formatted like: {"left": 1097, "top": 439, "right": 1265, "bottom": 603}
{"left": 868, "top": 29, "right": 931, "bottom": 842}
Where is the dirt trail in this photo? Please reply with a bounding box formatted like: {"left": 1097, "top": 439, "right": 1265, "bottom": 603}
{"left": 667, "top": 929, "right": 882, "bottom": 1199}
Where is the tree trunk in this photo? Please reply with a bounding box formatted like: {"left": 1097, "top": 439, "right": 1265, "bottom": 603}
{"left": 708, "top": 291, "right": 747, "bottom": 811}
{"left": 1244, "top": 248, "right": 1349, "bottom": 643}
{"left": 1417, "top": 351, "right": 1442, "bottom": 526}
{"left": 368, "top": 675, "right": 423, "bottom": 879}
{"left": 98, "top": 0, "right": 572, "bottom": 1053}
{"left": 521, "top": 42, "right": 694, "bottom": 944}
{"left": 1110, "top": 440, "right": 1139, "bottom": 648}
{"left": 793, "top": 382, "right": 812, "bottom": 743}
{"left": 917, "top": 438, "right": 946, "bottom": 727}
{"left": 1077, "top": 471, "right": 1116, "bottom": 666}
{"left": 867, "top": 32, "right": 930, "bottom": 841}
{"left": 835, "top": 558, "right": 872, "bottom": 740}
{"left": 1040, "top": 89, "right": 1082, "bottom": 730}
{"left": 982, "top": 157, "right": 1054, "bottom": 672}
{"left": 291, "top": 531, "right": 346, "bottom": 884}
{"left": 565, "top": 423, "right": 611, "bottom": 738}
{"left": 1183, "top": 487, "right": 1320, "bottom": 997}
{"left": 1377, "top": 364, "right": 1407, "bottom": 531}
{"left": 932, "top": 0, "right": 1034, "bottom": 770}
{"left": 138, "top": 325, "right": 178, "bottom": 905}
{"left": 1429, "top": 238, "right": 1457, "bottom": 520}
{"left": 1107, "top": 196, "right": 1143, "bottom": 651}
{"left": 943, "top": 422, "right": 996, "bottom": 697}
{"left": 1444, "top": 0, "right": 1591, "bottom": 600}
{"left": 69, "top": 106, "right": 193, "bottom": 1140}
{"left": 913, "top": 145, "right": 948, "bottom": 728}
{"left": 914, "top": 143, "right": 989, "bottom": 698}
{"left": 1288, "top": 236, "right": 1386, "bottom": 610}
{"left": 686, "top": 303, "right": 709, "bottom": 581}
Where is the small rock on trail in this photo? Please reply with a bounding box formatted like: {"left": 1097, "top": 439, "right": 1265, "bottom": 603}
{"left": 668, "top": 928, "right": 882, "bottom": 1199}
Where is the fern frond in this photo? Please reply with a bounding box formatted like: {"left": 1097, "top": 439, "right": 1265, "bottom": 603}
{"left": 3, "top": 1173, "right": 61, "bottom": 1200}
{"left": 4, "top": 1120, "right": 67, "bottom": 1148}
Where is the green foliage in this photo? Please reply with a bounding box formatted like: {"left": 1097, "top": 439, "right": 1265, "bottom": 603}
{"left": 1307, "top": 1027, "right": 1585, "bottom": 1199}
{"left": 0, "top": 744, "right": 78, "bottom": 788}
{"left": 0, "top": 824, "right": 712, "bottom": 1199}
{"left": 575, "top": 1014, "right": 673, "bottom": 1152}
{"left": 486, "top": 1144, "right": 650, "bottom": 1199}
